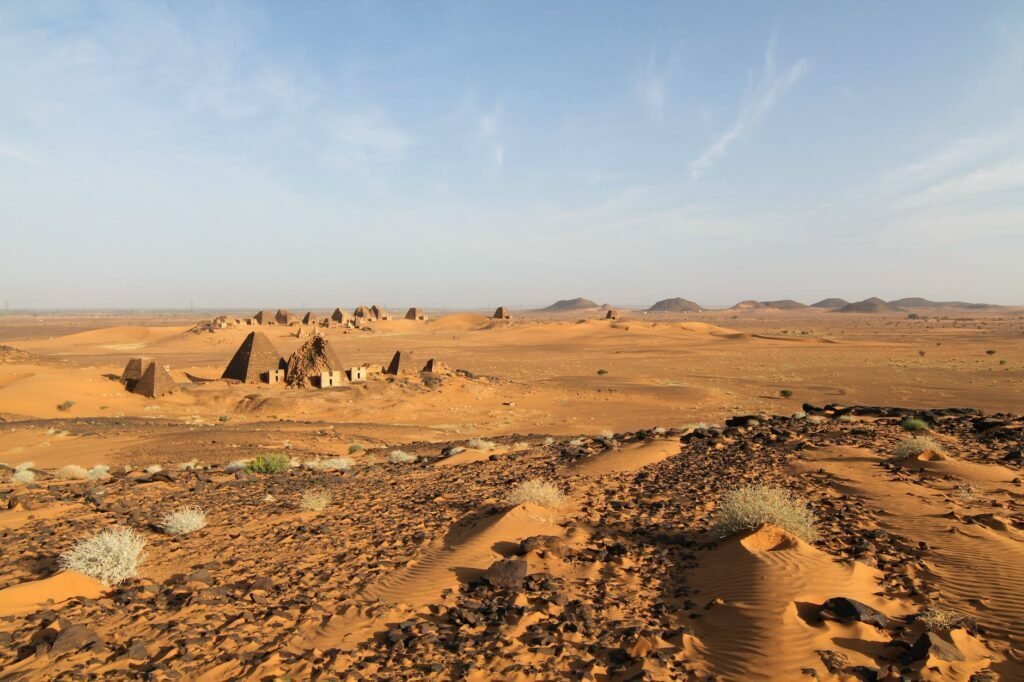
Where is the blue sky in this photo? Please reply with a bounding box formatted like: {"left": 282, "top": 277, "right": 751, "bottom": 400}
{"left": 1, "top": 1, "right": 1022, "bottom": 309}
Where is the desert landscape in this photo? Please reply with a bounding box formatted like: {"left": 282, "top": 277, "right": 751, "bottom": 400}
{"left": 4, "top": 2, "right": 1024, "bottom": 679}
{"left": 1, "top": 300, "right": 1022, "bottom": 680}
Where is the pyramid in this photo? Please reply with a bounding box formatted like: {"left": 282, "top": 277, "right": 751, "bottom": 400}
{"left": 254, "top": 310, "right": 276, "bottom": 324}
{"left": 131, "top": 361, "right": 176, "bottom": 398}
{"left": 221, "top": 332, "right": 286, "bottom": 383}
{"left": 276, "top": 308, "right": 299, "bottom": 325}
{"left": 285, "top": 334, "right": 344, "bottom": 387}
{"left": 405, "top": 307, "right": 428, "bottom": 321}
{"left": 301, "top": 312, "right": 319, "bottom": 325}
{"left": 493, "top": 306, "right": 511, "bottom": 320}
{"left": 331, "top": 308, "right": 351, "bottom": 324}
{"left": 421, "top": 358, "right": 450, "bottom": 374}
{"left": 386, "top": 350, "right": 416, "bottom": 375}
{"left": 371, "top": 305, "right": 391, "bottom": 321}
{"left": 354, "top": 306, "right": 373, "bottom": 319}
{"left": 120, "top": 357, "right": 150, "bottom": 391}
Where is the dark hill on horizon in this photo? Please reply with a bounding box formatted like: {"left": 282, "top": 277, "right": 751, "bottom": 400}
{"left": 646, "top": 297, "right": 703, "bottom": 312}
{"left": 731, "top": 299, "right": 808, "bottom": 310}
{"left": 837, "top": 298, "right": 903, "bottom": 313}
{"left": 889, "top": 297, "right": 998, "bottom": 310}
{"left": 810, "top": 298, "right": 850, "bottom": 309}
{"left": 537, "top": 297, "right": 599, "bottom": 312}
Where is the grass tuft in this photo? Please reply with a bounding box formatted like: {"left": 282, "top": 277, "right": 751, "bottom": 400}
{"left": 300, "top": 489, "right": 331, "bottom": 512}
{"left": 246, "top": 453, "right": 290, "bottom": 474}
{"left": 159, "top": 506, "right": 207, "bottom": 535}
{"left": 506, "top": 479, "right": 567, "bottom": 508}
{"left": 57, "top": 465, "right": 90, "bottom": 480}
{"left": 58, "top": 526, "right": 147, "bottom": 585}
{"left": 712, "top": 484, "right": 819, "bottom": 542}
{"left": 900, "top": 417, "right": 929, "bottom": 432}
{"left": 467, "top": 438, "right": 496, "bottom": 451}
{"left": 893, "top": 436, "right": 943, "bottom": 459}
{"left": 389, "top": 450, "right": 417, "bottom": 464}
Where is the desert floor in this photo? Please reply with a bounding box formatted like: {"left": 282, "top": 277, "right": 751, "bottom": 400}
{"left": 1, "top": 308, "right": 1022, "bottom": 679}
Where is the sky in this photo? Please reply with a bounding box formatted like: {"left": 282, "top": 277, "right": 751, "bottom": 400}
{"left": 1, "top": 1, "right": 1023, "bottom": 309}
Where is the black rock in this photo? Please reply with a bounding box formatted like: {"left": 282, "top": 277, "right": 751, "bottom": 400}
{"left": 819, "top": 598, "right": 890, "bottom": 628}
{"left": 906, "top": 631, "right": 965, "bottom": 663}
{"left": 50, "top": 624, "right": 103, "bottom": 656}
{"left": 482, "top": 559, "right": 528, "bottom": 590}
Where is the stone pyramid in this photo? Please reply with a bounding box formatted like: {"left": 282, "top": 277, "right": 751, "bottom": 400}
{"left": 132, "top": 361, "right": 176, "bottom": 398}
{"left": 221, "top": 332, "right": 286, "bottom": 383}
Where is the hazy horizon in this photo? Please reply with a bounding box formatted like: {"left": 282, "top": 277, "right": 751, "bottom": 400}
{"left": 3, "top": 2, "right": 1023, "bottom": 308}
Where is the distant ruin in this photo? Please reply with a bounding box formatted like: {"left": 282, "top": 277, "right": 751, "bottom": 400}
{"left": 493, "top": 306, "right": 511, "bottom": 320}
{"left": 405, "top": 307, "right": 428, "bottom": 321}
{"left": 129, "top": 361, "right": 176, "bottom": 398}
{"left": 285, "top": 334, "right": 345, "bottom": 388}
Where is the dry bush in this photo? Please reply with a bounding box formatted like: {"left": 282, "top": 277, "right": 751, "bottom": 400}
{"left": 12, "top": 469, "right": 36, "bottom": 484}
{"left": 178, "top": 460, "right": 201, "bottom": 471}
{"left": 805, "top": 415, "right": 826, "bottom": 424}
{"left": 57, "top": 465, "right": 89, "bottom": 480}
{"left": 348, "top": 443, "right": 365, "bottom": 454}
{"left": 918, "top": 606, "right": 972, "bottom": 632}
{"left": 712, "top": 484, "right": 819, "bottom": 542}
{"left": 145, "top": 464, "right": 163, "bottom": 474}
{"left": 246, "top": 454, "right": 289, "bottom": 474}
{"left": 15, "top": 461, "right": 34, "bottom": 472}
{"left": 87, "top": 465, "right": 110, "bottom": 480}
{"left": 305, "top": 457, "right": 353, "bottom": 472}
{"left": 300, "top": 489, "right": 331, "bottom": 512}
{"left": 159, "top": 506, "right": 207, "bottom": 535}
{"left": 58, "top": 526, "right": 147, "bottom": 585}
{"left": 901, "top": 417, "right": 930, "bottom": 432}
{"left": 467, "top": 438, "right": 496, "bottom": 451}
{"left": 543, "top": 437, "right": 555, "bottom": 446}
{"left": 389, "top": 450, "right": 417, "bottom": 464}
{"left": 224, "top": 460, "right": 248, "bottom": 473}
{"left": 893, "top": 436, "right": 943, "bottom": 459}
{"left": 506, "top": 479, "right": 567, "bottom": 508}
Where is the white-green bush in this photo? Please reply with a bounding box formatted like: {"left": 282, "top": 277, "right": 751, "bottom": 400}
{"left": 712, "top": 484, "right": 819, "bottom": 542}
{"left": 389, "top": 450, "right": 417, "bottom": 464}
{"left": 300, "top": 489, "right": 331, "bottom": 512}
{"left": 506, "top": 479, "right": 567, "bottom": 508}
{"left": 467, "top": 438, "right": 496, "bottom": 451}
{"left": 12, "top": 469, "right": 36, "bottom": 484}
{"left": 87, "top": 465, "right": 110, "bottom": 480}
{"left": 57, "top": 465, "right": 89, "bottom": 480}
{"left": 159, "top": 506, "right": 207, "bottom": 535}
{"left": 305, "top": 457, "right": 353, "bottom": 472}
{"left": 58, "top": 526, "right": 147, "bottom": 585}
{"left": 893, "top": 436, "right": 943, "bottom": 459}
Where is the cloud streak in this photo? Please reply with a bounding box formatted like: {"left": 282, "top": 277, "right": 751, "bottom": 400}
{"left": 690, "top": 34, "right": 807, "bottom": 178}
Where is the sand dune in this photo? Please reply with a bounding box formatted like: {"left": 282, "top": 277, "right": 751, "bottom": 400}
{"left": 427, "top": 312, "right": 492, "bottom": 330}
{"left": 0, "top": 571, "right": 106, "bottom": 617}
{"left": 574, "top": 438, "right": 680, "bottom": 476}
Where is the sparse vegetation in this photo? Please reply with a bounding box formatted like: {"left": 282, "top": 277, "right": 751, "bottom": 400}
{"left": 893, "top": 436, "right": 943, "bottom": 459}
{"left": 467, "top": 438, "right": 496, "bottom": 451}
{"left": 56, "top": 399, "right": 76, "bottom": 412}
{"left": 224, "top": 460, "right": 248, "bottom": 473}
{"left": 596, "top": 369, "right": 608, "bottom": 375}
{"left": 389, "top": 450, "right": 417, "bottom": 464}
{"left": 918, "top": 606, "right": 972, "bottom": 632}
{"left": 779, "top": 389, "right": 793, "bottom": 398}
{"left": 985, "top": 349, "right": 996, "bottom": 356}
{"left": 806, "top": 415, "right": 826, "bottom": 424}
{"left": 300, "top": 489, "right": 331, "bottom": 512}
{"left": 58, "top": 526, "right": 147, "bottom": 585}
{"left": 145, "top": 464, "right": 163, "bottom": 474}
{"left": 953, "top": 481, "right": 979, "bottom": 501}
{"left": 900, "top": 417, "right": 929, "bottom": 432}
{"left": 246, "top": 453, "right": 290, "bottom": 474}
{"left": 712, "top": 484, "right": 819, "bottom": 543}
{"left": 348, "top": 443, "right": 365, "bottom": 454}
{"left": 15, "top": 461, "right": 34, "bottom": 472}
{"left": 305, "top": 457, "right": 353, "bottom": 472}
{"left": 506, "top": 479, "right": 567, "bottom": 508}
{"left": 218, "top": 415, "right": 231, "bottom": 422}
{"left": 87, "top": 465, "right": 110, "bottom": 480}
{"left": 159, "top": 506, "right": 207, "bottom": 535}
{"left": 57, "top": 464, "right": 89, "bottom": 480}
{"left": 12, "top": 469, "right": 36, "bottom": 484}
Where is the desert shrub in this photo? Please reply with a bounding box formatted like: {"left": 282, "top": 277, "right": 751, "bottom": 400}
{"left": 57, "top": 400, "right": 75, "bottom": 412}
{"left": 305, "top": 457, "right": 353, "bottom": 472}
{"left": 218, "top": 415, "right": 230, "bottom": 422}
{"left": 224, "top": 460, "right": 248, "bottom": 473}
{"left": 15, "top": 461, "right": 34, "bottom": 472}
{"left": 506, "top": 479, "right": 567, "bottom": 508}
{"left": 300, "top": 489, "right": 331, "bottom": 512}
{"left": 58, "top": 526, "right": 147, "bottom": 585}
{"left": 12, "top": 469, "right": 36, "bottom": 484}
{"left": 678, "top": 423, "right": 710, "bottom": 432}
{"left": 791, "top": 411, "right": 807, "bottom": 419}
{"left": 953, "top": 481, "right": 979, "bottom": 501}
{"left": 178, "top": 460, "right": 201, "bottom": 471}
{"left": 348, "top": 443, "right": 365, "bottom": 454}
{"left": 145, "top": 464, "right": 163, "bottom": 474}
{"left": 467, "top": 438, "right": 496, "bottom": 451}
{"left": 57, "top": 465, "right": 89, "bottom": 480}
{"left": 712, "top": 484, "right": 819, "bottom": 542}
{"left": 985, "top": 350, "right": 996, "bottom": 356}
{"left": 779, "top": 389, "right": 794, "bottom": 398}
{"left": 596, "top": 369, "right": 608, "bottom": 375}
{"left": 543, "top": 437, "right": 555, "bottom": 445}
{"left": 900, "top": 417, "right": 929, "bottom": 432}
{"left": 652, "top": 427, "right": 667, "bottom": 435}
{"left": 389, "top": 450, "right": 417, "bottom": 464}
{"left": 568, "top": 438, "right": 586, "bottom": 447}
{"left": 918, "top": 606, "right": 972, "bottom": 632}
{"left": 893, "top": 436, "right": 943, "bottom": 459}
{"left": 159, "top": 506, "right": 207, "bottom": 535}
{"left": 246, "top": 453, "right": 290, "bottom": 474}
{"left": 806, "top": 415, "right": 826, "bottom": 424}
{"left": 599, "top": 429, "right": 615, "bottom": 440}
{"left": 88, "top": 465, "right": 110, "bottom": 479}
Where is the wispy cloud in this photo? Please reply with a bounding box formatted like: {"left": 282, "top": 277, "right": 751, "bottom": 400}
{"left": 690, "top": 34, "right": 807, "bottom": 178}
{"left": 478, "top": 101, "right": 505, "bottom": 171}
{"left": 636, "top": 47, "right": 679, "bottom": 121}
